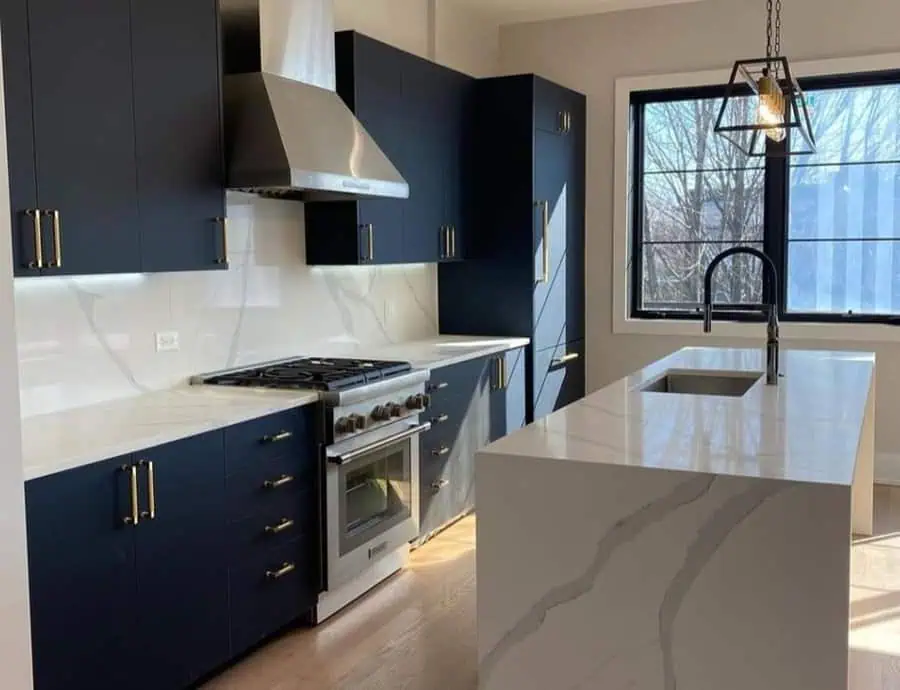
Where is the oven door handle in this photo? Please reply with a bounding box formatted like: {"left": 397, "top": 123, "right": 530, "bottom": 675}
{"left": 326, "top": 422, "right": 432, "bottom": 465}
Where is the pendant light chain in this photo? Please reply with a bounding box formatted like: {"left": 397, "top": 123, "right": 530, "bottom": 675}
{"left": 775, "top": 0, "right": 782, "bottom": 58}
{"left": 766, "top": 0, "right": 774, "bottom": 61}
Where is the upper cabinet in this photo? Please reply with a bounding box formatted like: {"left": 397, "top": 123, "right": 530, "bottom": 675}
{"left": 438, "top": 75, "right": 586, "bottom": 423}
{"left": 0, "top": 0, "right": 227, "bottom": 278}
{"left": 305, "top": 32, "right": 473, "bottom": 266}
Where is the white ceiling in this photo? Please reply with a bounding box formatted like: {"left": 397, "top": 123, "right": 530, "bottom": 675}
{"left": 449, "top": 0, "right": 708, "bottom": 24}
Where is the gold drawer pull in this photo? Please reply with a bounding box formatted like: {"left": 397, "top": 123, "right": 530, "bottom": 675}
{"left": 552, "top": 352, "right": 581, "bottom": 366}
{"left": 431, "top": 414, "right": 449, "bottom": 424}
{"left": 26, "top": 209, "right": 43, "bottom": 268}
{"left": 263, "top": 474, "right": 294, "bottom": 489}
{"left": 432, "top": 446, "right": 450, "bottom": 457}
{"left": 262, "top": 430, "right": 293, "bottom": 443}
{"left": 122, "top": 464, "right": 139, "bottom": 526}
{"left": 266, "top": 562, "right": 296, "bottom": 580}
{"left": 265, "top": 518, "right": 295, "bottom": 535}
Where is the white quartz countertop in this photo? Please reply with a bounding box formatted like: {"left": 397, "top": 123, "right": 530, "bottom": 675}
{"left": 21, "top": 386, "right": 320, "bottom": 481}
{"left": 482, "top": 347, "right": 875, "bottom": 486}
{"left": 21, "top": 335, "right": 529, "bottom": 481}
{"left": 362, "top": 335, "right": 531, "bottom": 370}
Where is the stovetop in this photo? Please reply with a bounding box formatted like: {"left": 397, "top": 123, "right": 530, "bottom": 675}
{"left": 199, "top": 357, "right": 413, "bottom": 392}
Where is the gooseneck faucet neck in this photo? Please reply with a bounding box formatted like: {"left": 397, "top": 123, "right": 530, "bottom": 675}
{"left": 702, "top": 247, "right": 780, "bottom": 385}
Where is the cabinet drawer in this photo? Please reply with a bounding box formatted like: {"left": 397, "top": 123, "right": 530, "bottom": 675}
{"left": 226, "top": 453, "right": 315, "bottom": 523}
{"left": 533, "top": 340, "right": 585, "bottom": 421}
{"left": 227, "top": 488, "right": 317, "bottom": 562}
{"left": 229, "top": 539, "right": 317, "bottom": 656}
{"left": 224, "top": 407, "right": 313, "bottom": 476}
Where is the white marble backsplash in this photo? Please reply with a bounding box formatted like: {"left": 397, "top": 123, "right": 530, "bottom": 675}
{"left": 15, "top": 193, "right": 438, "bottom": 417}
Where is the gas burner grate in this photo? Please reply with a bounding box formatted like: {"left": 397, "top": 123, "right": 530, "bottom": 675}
{"left": 203, "top": 357, "right": 413, "bottom": 391}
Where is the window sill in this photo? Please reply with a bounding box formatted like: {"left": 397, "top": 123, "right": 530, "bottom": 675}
{"left": 613, "top": 316, "right": 900, "bottom": 343}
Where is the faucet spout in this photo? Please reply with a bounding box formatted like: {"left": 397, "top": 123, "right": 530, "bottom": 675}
{"left": 702, "top": 247, "right": 781, "bottom": 384}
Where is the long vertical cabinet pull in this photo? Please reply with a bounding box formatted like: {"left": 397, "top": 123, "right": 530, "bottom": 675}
{"left": 215, "top": 217, "right": 228, "bottom": 265}
{"left": 139, "top": 460, "right": 156, "bottom": 520}
{"left": 44, "top": 210, "right": 62, "bottom": 268}
{"left": 360, "top": 224, "right": 374, "bottom": 262}
{"left": 122, "top": 464, "right": 140, "bottom": 526}
{"left": 449, "top": 226, "right": 456, "bottom": 259}
{"left": 536, "top": 200, "right": 550, "bottom": 283}
{"left": 26, "top": 210, "right": 43, "bottom": 268}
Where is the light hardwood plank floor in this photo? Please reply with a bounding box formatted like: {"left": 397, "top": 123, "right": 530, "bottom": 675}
{"left": 205, "top": 486, "right": 900, "bottom": 690}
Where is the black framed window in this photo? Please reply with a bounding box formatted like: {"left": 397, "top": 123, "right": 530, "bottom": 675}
{"left": 631, "top": 71, "right": 900, "bottom": 324}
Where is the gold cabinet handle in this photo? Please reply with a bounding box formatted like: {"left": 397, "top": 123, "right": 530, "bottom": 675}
{"left": 26, "top": 210, "right": 43, "bottom": 268}
{"left": 431, "top": 478, "right": 449, "bottom": 492}
{"left": 428, "top": 381, "right": 448, "bottom": 392}
{"left": 430, "top": 413, "right": 449, "bottom": 424}
{"left": 558, "top": 111, "right": 566, "bottom": 133}
{"left": 139, "top": 460, "right": 156, "bottom": 520}
{"left": 432, "top": 446, "right": 450, "bottom": 457}
{"left": 450, "top": 226, "right": 457, "bottom": 258}
{"left": 263, "top": 474, "right": 294, "bottom": 489}
{"left": 215, "top": 217, "right": 228, "bottom": 264}
{"left": 122, "top": 464, "right": 140, "bottom": 526}
{"left": 360, "top": 223, "right": 374, "bottom": 262}
{"left": 266, "top": 562, "right": 296, "bottom": 580}
{"left": 536, "top": 200, "right": 550, "bottom": 283}
{"left": 264, "top": 518, "right": 295, "bottom": 535}
{"left": 262, "top": 430, "right": 293, "bottom": 444}
{"left": 495, "top": 356, "right": 507, "bottom": 389}
{"left": 552, "top": 352, "right": 581, "bottom": 367}
{"left": 45, "top": 210, "right": 61, "bottom": 268}
{"left": 567, "top": 111, "right": 573, "bottom": 132}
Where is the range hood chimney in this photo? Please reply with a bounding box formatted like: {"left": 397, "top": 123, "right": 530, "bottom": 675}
{"left": 221, "top": 0, "right": 409, "bottom": 200}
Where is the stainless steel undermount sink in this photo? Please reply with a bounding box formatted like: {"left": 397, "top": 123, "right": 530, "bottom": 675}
{"left": 638, "top": 369, "right": 763, "bottom": 398}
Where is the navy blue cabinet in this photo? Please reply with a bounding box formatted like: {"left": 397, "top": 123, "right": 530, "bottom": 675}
{"left": 417, "top": 349, "right": 525, "bottom": 544}
{"left": 25, "top": 455, "right": 139, "bottom": 690}
{"left": 305, "top": 32, "right": 473, "bottom": 265}
{"left": 25, "top": 406, "right": 321, "bottom": 690}
{"left": 439, "top": 75, "right": 586, "bottom": 422}
{"left": 1, "top": 0, "right": 226, "bottom": 277}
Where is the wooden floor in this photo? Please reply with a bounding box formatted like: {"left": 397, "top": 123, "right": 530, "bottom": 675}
{"left": 206, "top": 487, "right": 900, "bottom": 690}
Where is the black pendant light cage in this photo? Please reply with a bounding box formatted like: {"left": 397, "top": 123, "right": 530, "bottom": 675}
{"left": 713, "top": 0, "right": 816, "bottom": 157}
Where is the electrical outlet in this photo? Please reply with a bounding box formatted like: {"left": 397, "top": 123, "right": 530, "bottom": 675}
{"left": 155, "top": 331, "right": 180, "bottom": 353}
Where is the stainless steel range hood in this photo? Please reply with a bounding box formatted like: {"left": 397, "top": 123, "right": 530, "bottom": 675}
{"left": 221, "top": 0, "right": 409, "bottom": 200}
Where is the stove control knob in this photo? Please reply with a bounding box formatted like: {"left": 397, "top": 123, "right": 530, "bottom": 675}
{"left": 405, "top": 394, "right": 427, "bottom": 410}
{"left": 335, "top": 417, "right": 355, "bottom": 434}
{"left": 371, "top": 405, "right": 391, "bottom": 422}
{"left": 349, "top": 413, "right": 367, "bottom": 431}
{"left": 388, "top": 403, "right": 403, "bottom": 417}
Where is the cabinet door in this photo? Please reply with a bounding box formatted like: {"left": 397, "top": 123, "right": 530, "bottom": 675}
{"left": 533, "top": 340, "right": 585, "bottom": 421}
{"left": 533, "top": 128, "right": 574, "bottom": 353}
{"left": 0, "top": 0, "right": 41, "bottom": 276}
{"left": 132, "top": 0, "right": 226, "bottom": 273}
{"left": 353, "top": 36, "right": 405, "bottom": 264}
{"left": 402, "top": 57, "right": 445, "bottom": 263}
{"left": 27, "top": 0, "right": 141, "bottom": 275}
{"left": 133, "top": 431, "right": 229, "bottom": 690}
{"left": 25, "top": 456, "right": 139, "bottom": 690}
{"left": 490, "top": 348, "right": 528, "bottom": 442}
{"left": 441, "top": 70, "right": 472, "bottom": 262}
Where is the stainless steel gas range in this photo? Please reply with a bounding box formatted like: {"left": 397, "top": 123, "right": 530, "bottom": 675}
{"left": 192, "top": 356, "right": 430, "bottom": 622}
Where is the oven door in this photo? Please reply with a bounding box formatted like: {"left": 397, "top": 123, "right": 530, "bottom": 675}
{"left": 325, "top": 421, "right": 428, "bottom": 590}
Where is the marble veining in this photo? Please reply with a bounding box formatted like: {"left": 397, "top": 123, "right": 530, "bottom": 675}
{"left": 485, "top": 347, "right": 876, "bottom": 486}
{"left": 15, "top": 193, "right": 439, "bottom": 417}
{"left": 479, "top": 473, "right": 717, "bottom": 687}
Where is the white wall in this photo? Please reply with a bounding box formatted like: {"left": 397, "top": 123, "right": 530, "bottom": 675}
{"left": 0, "top": 34, "right": 35, "bottom": 690}
{"left": 17, "top": 0, "right": 502, "bottom": 419}
{"left": 498, "top": 0, "right": 900, "bottom": 481}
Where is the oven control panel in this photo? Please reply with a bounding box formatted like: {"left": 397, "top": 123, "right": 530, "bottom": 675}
{"left": 331, "top": 388, "right": 430, "bottom": 442}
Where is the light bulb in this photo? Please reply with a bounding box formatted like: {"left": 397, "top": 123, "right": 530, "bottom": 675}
{"left": 757, "top": 73, "right": 787, "bottom": 143}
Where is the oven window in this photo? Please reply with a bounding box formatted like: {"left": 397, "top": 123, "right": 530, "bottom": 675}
{"left": 340, "top": 445, "right": 412, "bottom": 556}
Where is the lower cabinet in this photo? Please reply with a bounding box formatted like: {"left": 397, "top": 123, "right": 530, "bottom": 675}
{"left": 533, "top": 339, "right": 585, "bottom": 420}
{"left": 25, "top": 405, "right": 321, "bottom": 690}
{"left": 417, "top": 349, "right": 526, "bottom": 544}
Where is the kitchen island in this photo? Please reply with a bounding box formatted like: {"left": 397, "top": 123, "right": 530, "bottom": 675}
{"left": 476, "top": 347, "right": 875, "bottom": 690}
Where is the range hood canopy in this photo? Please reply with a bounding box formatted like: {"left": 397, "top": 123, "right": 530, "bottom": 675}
{"left": 220, "top": 0, "right": 409, "bottom": 200}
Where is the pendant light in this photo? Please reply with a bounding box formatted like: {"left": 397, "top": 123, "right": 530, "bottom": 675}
{"left": 714, "top": 0, "right": 816, "bottom": 156}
